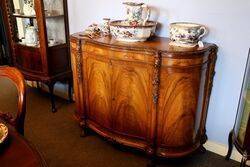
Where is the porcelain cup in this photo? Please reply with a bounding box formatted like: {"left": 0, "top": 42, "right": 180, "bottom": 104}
{"left": 123, "top": 2, "right": 150, "bottom": 26}
{"left": 169, "top": 22, "right": 207, "bottom": 47}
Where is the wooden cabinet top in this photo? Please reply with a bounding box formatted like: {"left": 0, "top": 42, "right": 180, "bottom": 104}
{"left": 70, "top": 32, "right": 217, "bottom": 56}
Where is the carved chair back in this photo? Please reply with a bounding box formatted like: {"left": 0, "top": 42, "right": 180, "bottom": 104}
{"left": 0, "top": 67, "right": 26, "bottom": 135}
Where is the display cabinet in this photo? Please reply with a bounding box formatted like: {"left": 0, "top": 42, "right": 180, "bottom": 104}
{"left": 4, "top": 0, "right": 72, "bottom": 112}
{"left": 226, "top": 49, "right": 250, "bottom": 167}
{"left": 71, "top": 33, "right": 218, "bottom": 161}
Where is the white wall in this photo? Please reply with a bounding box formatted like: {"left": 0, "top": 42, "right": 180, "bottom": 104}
{"left": 67, "top": 0, "right": 250, "bottom": 145}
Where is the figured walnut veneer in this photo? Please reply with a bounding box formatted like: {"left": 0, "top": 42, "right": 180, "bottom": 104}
{"left": 70, "top": 34, "right": 218, "bottom": 158}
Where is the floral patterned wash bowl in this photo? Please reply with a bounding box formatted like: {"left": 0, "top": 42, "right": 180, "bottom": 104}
{"left": 110, "top": 20, "right": 157, "bottom": 42}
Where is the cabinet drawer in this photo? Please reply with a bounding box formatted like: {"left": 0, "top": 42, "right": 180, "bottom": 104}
{"left": 83, "top": 43, "right": 155, "bottom": 64}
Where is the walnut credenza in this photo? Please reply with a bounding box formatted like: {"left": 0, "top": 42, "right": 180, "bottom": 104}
{"left": 70, "top": 33, "right": 218, "bottom": 158}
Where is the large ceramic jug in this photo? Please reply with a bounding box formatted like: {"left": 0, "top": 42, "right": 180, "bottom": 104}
{"left": 123, "top": 2, "right": 150, "bottom": 26}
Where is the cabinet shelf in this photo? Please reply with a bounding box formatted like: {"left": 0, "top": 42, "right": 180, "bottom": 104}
{"left": 17, "top": 42, "right": 39, "bottom": 48}
{"left": 12, "top": 13, "right": 36, "bottom": 19}
{"left": 46, "top": 14, "right": 64, "bottom": 18}
{"left": 12, "top": 13, "right": 64, "bottom": 19}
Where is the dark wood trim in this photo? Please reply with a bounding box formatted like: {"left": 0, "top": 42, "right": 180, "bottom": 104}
{"left": 34, "top": 0, "right": 48, "bottom": 74}
{"left": 1, "top": 0, "right": 13, "bottom": 64}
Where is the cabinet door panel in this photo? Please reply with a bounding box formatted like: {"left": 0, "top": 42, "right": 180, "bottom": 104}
{"left": 85, "top": 56, "right": 112, "bottom": 129}
{"left": 111, "top": 61, "right": 153, "bottom": 140}
{"left": 158, "top": 67, "right": 203, "bottom": 147}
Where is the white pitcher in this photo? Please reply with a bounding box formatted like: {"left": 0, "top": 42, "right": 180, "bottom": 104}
{"left": 123, "top": 2, "right": 150, "bottom": 26}
{"left": 25, "top": 26, "right": 38, "bottom": 46}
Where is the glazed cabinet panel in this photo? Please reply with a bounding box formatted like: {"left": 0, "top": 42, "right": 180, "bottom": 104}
{"left": 111, "top": 60, "right": 153, "bottom": 140}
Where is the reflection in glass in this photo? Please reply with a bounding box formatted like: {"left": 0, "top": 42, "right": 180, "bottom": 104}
{"left": 43, "top": 0, "right": 66, "bottom": 46}
{"left": 11, "top": 0, "right": 39, "bottom": 47}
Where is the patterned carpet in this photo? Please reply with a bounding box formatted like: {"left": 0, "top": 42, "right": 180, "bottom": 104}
{"left": 0, "top": 78, "right": 241, "bottom": 167}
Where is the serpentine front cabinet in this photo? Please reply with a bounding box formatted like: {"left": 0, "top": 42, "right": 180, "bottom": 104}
{"left": 70, "top": 33, "right": 217, "bottom": 158}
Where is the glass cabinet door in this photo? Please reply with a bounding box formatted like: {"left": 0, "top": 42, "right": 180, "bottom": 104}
{"left": 43, "top": 0, "right": 66, "bottom": 47}
{"left": 10, "top": 0, "right": 40, "bottom": 47}
{"left": 235, "top": 51, "right": 250, "bottom": 146}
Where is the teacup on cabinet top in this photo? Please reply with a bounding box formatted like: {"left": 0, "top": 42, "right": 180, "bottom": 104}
{"left": 170, "top": 22, "right": 204, "bottom": 28}
{"left": 169, "top": 22, "right": 207, "bottom": 47}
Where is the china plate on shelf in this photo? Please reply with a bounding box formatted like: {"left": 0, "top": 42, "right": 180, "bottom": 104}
{"left": 0, "top": 123, "right": 8, "bottom": 144}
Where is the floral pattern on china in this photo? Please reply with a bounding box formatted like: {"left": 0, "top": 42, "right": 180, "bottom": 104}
{"left": 23, "top": 0, "right": 36, "bottom": 16}
{"left": 81, "top": 2, "right": 157, "bottom": 42}
{"left": 123, "top": 2, "right": 150, "bottom": 26}
{"left": 110, "top": 20, "right": 156, "bottom": 42}
{"left": 108, "top": 2, "right": 156, "bottom": 42}
{"left": 169, "top": 22, "right": 207, "bottom": 48}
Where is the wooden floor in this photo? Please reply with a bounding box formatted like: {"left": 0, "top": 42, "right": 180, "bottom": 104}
{"left": 0, "top": 78, "right": 241, "bottom": 167}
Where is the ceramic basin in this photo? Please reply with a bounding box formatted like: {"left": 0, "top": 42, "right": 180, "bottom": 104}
{"left": 110, "top": 20, "right": 157, "bottom": 42}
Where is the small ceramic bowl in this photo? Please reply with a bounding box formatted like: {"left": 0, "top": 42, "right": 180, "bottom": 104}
{"left": 169, "top": 22, "right": 207, "bottom": 47}
{"left": 110, "top": 20, "right": 157, "bottom": 42}
{"left": 0, "top": 123, "right": 8, "bottom": 144}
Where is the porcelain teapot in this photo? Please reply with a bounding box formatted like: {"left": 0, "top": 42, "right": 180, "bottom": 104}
{"left": 25, "top": 26, "right": 38, "bottom": 46}
{"left": 123, "top": 2, "right": 150, "bottom": 26}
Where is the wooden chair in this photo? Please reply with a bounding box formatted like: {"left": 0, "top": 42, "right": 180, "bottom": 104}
{"left": 0, "top": 67, "right": 26, "bottom": 135}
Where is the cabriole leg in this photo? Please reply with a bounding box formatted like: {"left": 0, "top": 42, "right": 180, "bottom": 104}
{"left": 79, "top": 120, "right": 88, "bottom": 137}
{"left": 47, "top": 82, "right": 56, "bottom": 113}
{"left": 225, "top": 130, "right": 234, "bottom": 160}
{"left": 198, "top": 145, "right": 207, "bottom": 154}
{"left": 240, "top": 155, "right": 247, "bottom": 167}
{"left": 68, "top": 78, "right": 73, "bottom": 103}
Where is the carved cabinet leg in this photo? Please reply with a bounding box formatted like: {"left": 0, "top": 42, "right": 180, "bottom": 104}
{"left": 240, "top": 155, "right": 247, "bottom": 167}
{"left": 68, "top": 78, "right": 73, "bottom": 103}
{"left": 147, "top": 156, "right": 157, "bottom": 167}
{"left": 36, "top": 81, "right": 41, "bottom": 90}
{"left": 47, "top": 82, "right": 56, "bottom": 113}
{"left": 79, "top": 120, "right": 88, "bottom": 137}
{"left": 198, "top": 146, "right": 207, "bottom": 154}
{"left": 225, "top": 130, "right": 234, "bottom": 160}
